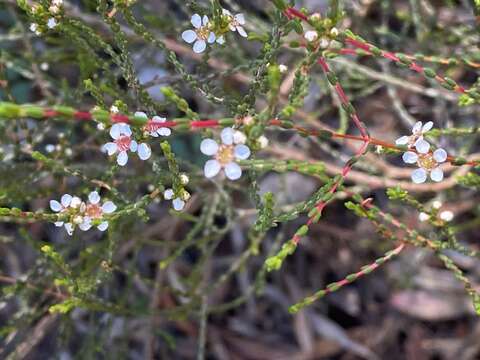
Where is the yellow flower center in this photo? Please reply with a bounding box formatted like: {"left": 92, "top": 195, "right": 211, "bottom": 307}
{"left": 215, "top": 145, "right": 234, "bottom": 165}
{"left": 196, "top": 26, "right": 210, "bottom": 41}
{"left": 417, "top": 154, "right": 437, "bottom": 171}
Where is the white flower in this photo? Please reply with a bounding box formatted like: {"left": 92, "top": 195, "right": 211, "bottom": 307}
{"left": 279, "top": 64, "right": 288, "bottom": 73}
{"left": 45, "top": 144, "right": 55, "bottom": 153}
{"left": 222, "top": 9, "right": 247, "bottom": 37}
{"left": 50, "top": 194, "right": 75, "bottom": 235}
{"left": 144, "top": 115, "right": 171, "bottom": 137}
{"left": 200, "top": 127, "right": 250, "bottom": 181}
{"left": 432, "top": 200, "right": 443, "bottom": 209}
{"left": 402, "top": 148, "right": 448, "bottom": 183}
{"left": 418, "top": 212, "right": 429, "bottom": 222}
{"left": 258, "top": 135, "right": 269, "bottom": 149}
{"left": 79, "top": 191, "right": 116, "bottom": 232}
{"left": 102, "top": 123, "right": 151, "bottom": 166}
{"left": 179, "top": 174, "right": 189, "bottom": 185}
{"left": 49, "top": 0, "right": 63, "bottom": 13}
{"left": 181, "top": 14, "right": 217, "bottom": 53}
{"left": 47, "top": 18, "right": 57, "bottom": 29}
{"left": 304, "top": 30, "right": 318, "bottom": 42}
{"left": 395, "top": 121, "right": 433, "bottom": 154}
{"left": 29, "top": 23, "right": 41, "bottom": 35}
{"left": 164, "top": 188, "right": 186, "bottom": 211}
{"left": 439, "top": 210, "right": 454, "bottom": 222}
{"left": 319, "top": 37, "right": 330, "bottom": 49}
{"left": 49, "top": 5, "right": 60, "bottom": 14}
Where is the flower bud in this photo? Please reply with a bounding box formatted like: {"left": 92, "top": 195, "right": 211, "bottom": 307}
{"left": 304, "top": 30, "right": 318, "bottom": 42}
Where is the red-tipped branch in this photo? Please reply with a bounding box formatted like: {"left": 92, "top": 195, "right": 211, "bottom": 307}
{"left": 343, "top": 37, "right": 467, "bottom": 94}
{"left": 283, "top": 7, "right": 309, "bottom": 22}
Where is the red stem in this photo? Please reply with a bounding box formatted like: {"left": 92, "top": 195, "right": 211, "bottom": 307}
{"left": 37, "top": 109, "right": 475, "bottom": 166}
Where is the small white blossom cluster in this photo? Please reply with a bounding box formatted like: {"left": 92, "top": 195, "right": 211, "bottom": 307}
{"left": 303, "top": 29, "right": 333, "bottom": 48}
{"left": 30, "top": 1, "right": 62, "bottom": 35}
{"left": 50, "top": 192, "right": 116, "bottom": 235}
{"left": 182, "top": 10, "right": 247, "bottom": 53}
{"left": 102, "top": 119, "right": 152, "bottom": 166}
{"left": 397, "top": 121, "right": 448, "bottom": 183}
{"left": 164, "top": 174, "right": 191, "bottom": 211}
{"left": 200, "top": 127, "right": 250, "bottom": 181}
{"left": 418, "top": 200, "right": 454, "bottom": 223}
{"left": 30, "top": 18, "right": 57, "bottom": 34}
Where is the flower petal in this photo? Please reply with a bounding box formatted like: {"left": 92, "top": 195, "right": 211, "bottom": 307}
{"left": 71, "top": 197, "right": 82, "bottom": 208}
{"left": 233, "top": 130, "right": 246, "bottom": 144}
{"left": 103, "top": 142, "right": 117, "bottom": 155}
{"left": 121, "top": 124, "right": 132, "bottom": 137}
{"left": 61, "top": 194, "right": 72, "bottom": 207}
{"left": 430, "top": 167, "right": 444, "bottom": 182}
{"left": 433, "top": 148, "right": 447, "bottom": 163}
{"left": 97, "top": 221, "right": 109, "bottom": 231}
{"left": 88, "top": 191, "right": 101, "bottom": 204}
{"left": 402, "top": 151, "right": 418, "bottom": 164}
{"left": 79, "top": 218, "right": 92, "bottom": 231}
{"left": 102, "top": 201, "right": 117, "bottom": 214}
{"left": 182, "top": 29, "right": 197, "bottom": 43}
{"left": 414, "top": 139, "right": 430, "bottom": 154}
{"left": 172, "top": 198, "right": 185, "bottom": 211}
{"left": 130, "top": 140, "right": 138, "bottom": 152}
{"left": 235, "top": 13, "right": 246, "bottom": 25}
{"left": 164, "top": 189, "right": 174, "bottom": 200}
{"left": 138, "top": 143, "right": 151, "bottom": 160}
{"left": 234, "top": 144, "right": 250, "bottom": 160}
{"left": 216, "top": 35, "right": 225, "bottom": 44}
{"left": 50, "top": 200, "right": 62, "bottom": 212}
{"left": 193, "top": 40, "right": 207, "bottom": 53}
{"left": 64, "top": 223, "right": 74, "bottom": 236}
{"left": 47, "top": 18, "right": 57, "bottom": 29}
{"left": 207, "top": 32, "right": 216, "bottom": 44}
{"left": 422, "top": 121, "right": 433, "bottom": 132}
{"left": 191, "top": 14, "right": 202, "bottom": 29}
{"left": 158, "top": 127, "right": 171, "bottom": 137}
{"left": 221, "top": 127, "right": 234, "bottom": 145}
{"left": 225, "top": 162, "right": 242, "bottom": 180}
{"left": 54, "top": 221, "right": 64, "bottom": 227}
{"left": 412, "top": 121, "right": 422, "bottom": 134}
{"left": 236, "top": 26, "right": 247, "bottom": 37}
{"left": 110, "top": 124, "right": 122, "bottom": 139}
{"left": 395, "top": 135, "right": 409, "bottom": 145}
{"left": 204, "top": 159, "right": 221, "bottom": 178}
{"left": 152, "top": 116, "right": 166, "bottom": 123}
{"left": 202, "top": 15, "right": 209, "bottom": 26}
{"left": 411, "top": 168, "right": 427, "bottom": 183}
{"left": 200, "top": 138, "right": 219, "bottom": 155}
{"left": 117, "top": 151, "right": 128, "bottom": 166}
